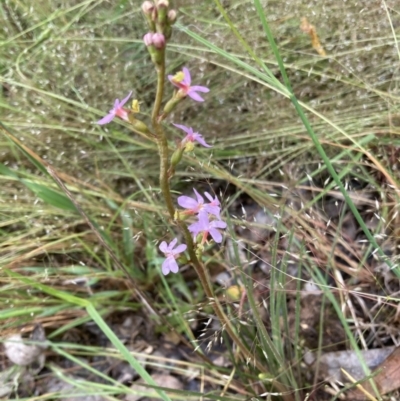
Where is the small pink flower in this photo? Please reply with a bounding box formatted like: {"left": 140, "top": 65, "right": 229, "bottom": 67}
{"left": 159, "top": 238, "right": 187, "bottom": 275}
{"left": 178, "top": 189, "right": 221, "bottom": 218}
{"left": 168, "top": 67, "right": 209, "bottom": 102}
{"left": 97, "top": 91, "right": 132, "bottom": 125}
{"left": 188, "top": 212, "right": 227, "bottom": 244}
{"left": 172, "top": 123, "right": 211, "bottom": 148}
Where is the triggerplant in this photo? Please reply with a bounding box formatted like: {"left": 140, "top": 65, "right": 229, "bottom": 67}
{"left": 96, "top": 3, "right": 290, "bottom": 395}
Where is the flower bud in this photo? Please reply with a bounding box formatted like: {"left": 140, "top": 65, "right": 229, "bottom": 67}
{"left": 171, "top": 147, "right": 184, "bottom": 167}
{"left": 163, "top": 97, "right": 182, "bottom": 116}
{"left": 156, "top": 0, "right": 168, "bottom": 31}
{"left": 128, "top": 115, "right": 151, "bottom": 135}
{"left": 152, "top": 33, "right": 165, "bottom": 49}
{"left": 167, "top": 9, "right": 177, "bottom": 24}
{"left": 142, "top": 2, "right": 156, "bottom": 31}
{"left": 141, "top": 1, "right": 154, "bottom": 15}
{"left": 156, "top": 0, "right": 169, "bottom": 8}
{"left": 143, "top": 32, "right": 153, "bottom": 46}
{"left": 144, "top": 34, "right": 164, "bottom": 65}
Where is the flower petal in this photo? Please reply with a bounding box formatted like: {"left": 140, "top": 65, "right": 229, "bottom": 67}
{"left": 189, "top": 85, "right": 210, "bottom": 93}
{"left": 172, "top": 123, "right": 192, "bottom": 135}
{"left": 209, "top": 228, "right": 223, "bottom": 243}
{"left": 193, "top": 189, "right": 204, "bottom": 204}
{"left": 162, "top": 258, "right": 171, "bottom": 275}
{"left": 182, "top": 67, "right": 191, "bottom": 85}
{"left": 204, "top": 205, "right": 221, "bottom": 218}
{"left": 173, "top": 244, "right": 187, "bottom": 254}
{"left": 204, "top": 192, "right": 219, "bottom": 204}
{"left": 162, "top": 256, "right": 179, "bottom": 274}
{"left": 113, "top": 99, "right": 120, "bottom": 109}
{"left": 168, "top": 238, "right": 178, "bottom": 251}
{"left": 188, "top": 220, "right": 202, "bottom": 236}
{"left": 211, "top": 220, "right": 227, "bottom": 229}
{"left": 178, "top": 195, "right": 199, "bottom": 209}
{"left": 168, "top": 257, "right": 180, "bottom": 274}
{"left": 97, "top": 113, "right": 115, "bottom": 125}
{"left": 198, "top": 210, "right": 210, "bottom": 224}
{"left": 187, "top": 91, "right": 205, "bottom": 102}
{"left": 119, "top": 91, "right": 133, "bottom": 107}
{"left": 159, "top": 241, "right": 169, "bottom": 253}
{"left": 194, "top": 134, "right": 212, "bottom": 147}
{"left": 167, "top": 75, "right": 176, "bottom": 85}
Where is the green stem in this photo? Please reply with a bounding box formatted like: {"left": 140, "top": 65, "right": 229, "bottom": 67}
{"left": 151, "top": 57, "right": 175, "bottom": 218}
{"left": 152, "top": 61, "right": 165, "bottom": 125}
{"left": 156, "top": 127, "right": 175, "bottom": 217}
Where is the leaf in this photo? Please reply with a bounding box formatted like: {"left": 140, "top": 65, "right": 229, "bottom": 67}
{"left": 21, "top": 180, "right": 76, "bottom": 211}
{"left": 0, "top": 162, "right": 19, "bottom": 179}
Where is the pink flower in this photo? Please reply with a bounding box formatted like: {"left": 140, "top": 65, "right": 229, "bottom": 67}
{"left": 168, "top": 67, "right": 209, "bottom": 102}
{"left": 97, "top": 91, "right": 132, "bottom": 125}
{"left": 159, "top": 238, "right": 187, "bottom": 275}
{"left": 188, "top": 212, "right": 227, "bottom": 244}
{"left": 178, "top": 189, "right": 221, "bottom": 218}
{"left": 173, "top": 123, "right": 211, "bottom": 148}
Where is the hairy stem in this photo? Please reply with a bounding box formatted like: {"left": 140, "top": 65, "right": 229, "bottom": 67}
{"left": 151, "top": 58, "right": 175, "bottom": 217}
{"left": 152, "top": 59, "right": 165, "bottom": 125}
{"left": 156, "top": 126, "right": 175, "bottom": 217}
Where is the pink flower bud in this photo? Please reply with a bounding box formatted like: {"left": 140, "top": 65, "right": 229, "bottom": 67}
{"left": 152, "top": 33, "right": 165, "bottom": 49}
{"left": 141, "top": 1, "right": 154, "bottom": 15}
{"left": 167, "top": 9, "right": 177, "bottom": 24}
{"left": 143, "top": 32, "right": 153, "bottom": 46}
{"left": 157, "top": 0, "right": 169, "bottom": 8}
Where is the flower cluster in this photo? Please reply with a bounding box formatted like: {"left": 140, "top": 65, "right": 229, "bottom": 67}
{"left": 159, "top": 189, "right": 226, "bottom": 275}
{"left": 158, "top": 64, "right": 223, "bottom": 274}
{"left": 96, "top": 67, "right": 210, "bottom": 127}
{"left": 97, "top": 2, "right": 224, "bottom": 276}
{"left": 179, "top": 189, "right": 227, "bottom": 243}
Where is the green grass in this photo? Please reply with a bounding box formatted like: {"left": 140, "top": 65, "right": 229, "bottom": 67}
{"left": 1, "top": 0, "right": 400, "bottom": 400}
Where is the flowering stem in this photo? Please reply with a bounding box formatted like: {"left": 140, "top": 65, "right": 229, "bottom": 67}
{"left": 152, "top": 62, "right": 165, "bottom": 125}
{"left": 151, "top": 56, "right": 175, "bottom": 218}
{"left": 156, "top": 127, "right": 175, "bottom": 218}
